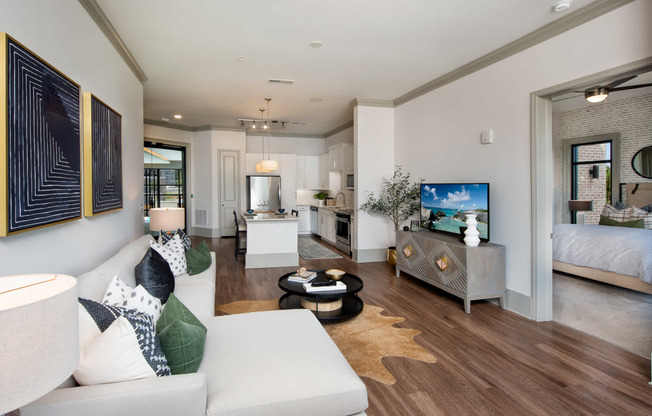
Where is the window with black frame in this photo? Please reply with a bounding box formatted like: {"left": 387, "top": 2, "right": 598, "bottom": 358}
{"left": 570, "top": 140, "right": 612, "bottom": 224}
{"left": 144, "top": 142, "right": 186, "bottom": 233}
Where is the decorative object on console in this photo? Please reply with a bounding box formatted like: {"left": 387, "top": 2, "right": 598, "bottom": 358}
{"left": 135, "top": 247, "right": 175, "bottom": 303}
{"left": 1, "top": 34, "right": 82, "bottom": 237}
{"left": 82, "top": 93, "right": 123, "bottom": 217}
{"left": 463, "top": 213, "right": 481, "bottom": 247}
{"left": 156, "top": 293, "right": 207, "bottom": 375}
{"left": 0, "top": 274, "right": 78, "bottom": 415}
{"left": 149, "top": 208, "right": 185, "bottom": 242}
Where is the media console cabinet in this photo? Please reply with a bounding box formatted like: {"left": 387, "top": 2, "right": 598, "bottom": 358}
{"left": 395, "top": 230, "right": 506, "bottom": 313}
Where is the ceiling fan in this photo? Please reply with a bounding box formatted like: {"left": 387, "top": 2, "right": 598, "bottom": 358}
{"left": 578, "top": 76, "right": 652, "bottom": 103}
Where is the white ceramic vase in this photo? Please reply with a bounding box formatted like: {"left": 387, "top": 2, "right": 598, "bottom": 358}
{"left": 464, "top": 213, "right": 481, "bottom": 247}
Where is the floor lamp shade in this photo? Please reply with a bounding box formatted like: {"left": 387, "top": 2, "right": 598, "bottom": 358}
{"left": 0, "top": 274, "right": 78, "bottom": 413}
{"left": 149, "top": 208, "right": 185, "bottom": 231}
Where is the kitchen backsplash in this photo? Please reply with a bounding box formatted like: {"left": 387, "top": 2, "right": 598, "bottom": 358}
{"left": 296, "top": 189, "right": 353, "bottom": 207}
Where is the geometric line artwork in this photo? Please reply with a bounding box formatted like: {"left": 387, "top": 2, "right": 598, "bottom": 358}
{"left": 83, "top": 93, "right": 122, "bottom": 216}
{"left": 1, "top": 34, "right": 81, "bottom": 236}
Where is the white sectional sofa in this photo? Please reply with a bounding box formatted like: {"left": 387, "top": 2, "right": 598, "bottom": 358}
{"left": 23, "top": 235, "right": 368, "bottom": 416}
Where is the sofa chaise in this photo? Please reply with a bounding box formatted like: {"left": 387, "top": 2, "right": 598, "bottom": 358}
{"left": 22, "top": 235, "right": 368, "bottom": 416}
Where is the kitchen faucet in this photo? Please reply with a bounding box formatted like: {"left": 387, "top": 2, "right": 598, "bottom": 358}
{"left": 335, "top": 192, "right": 345, "bottom": 207}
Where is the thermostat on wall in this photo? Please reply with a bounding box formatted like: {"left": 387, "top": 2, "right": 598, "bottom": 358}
{"left": 481, "top": 129, "right": 494, "bottom": 144}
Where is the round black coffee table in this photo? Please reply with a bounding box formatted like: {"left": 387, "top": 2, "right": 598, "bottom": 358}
{"left": 278, "top": 270, "right": 364, "bottom": 323}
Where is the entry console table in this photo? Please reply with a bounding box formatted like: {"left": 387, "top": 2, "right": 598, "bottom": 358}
{"left": 395, "top": 230, "right": 506, "bottom": 313}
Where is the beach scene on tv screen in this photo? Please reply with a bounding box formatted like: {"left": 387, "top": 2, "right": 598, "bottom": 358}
{"left": 420, "top": 183, "right": 489, "bottom": 239}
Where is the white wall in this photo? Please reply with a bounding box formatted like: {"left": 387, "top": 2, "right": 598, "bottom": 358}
{"left": 393, "top": 0, "right": 652, "bottom": 299}
{"left": 325, "top": 126, "right": 354, "bottom": 149}
{"left": 0, "top": 0, "right": 144, "bottom": 276}
{"left": 354, "top": 105, "right": 395, "bottom": 262}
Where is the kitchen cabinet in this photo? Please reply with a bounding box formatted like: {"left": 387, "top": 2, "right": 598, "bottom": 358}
{"left": 280, "top": 154, "right": 296, "bottom": 189}
{"left": 296, "top": 155, "right": 319, "bottom": 189}
{"left": 317, "top": 208, "right": 336, "bottom": 245}
{"left": 297, "top": 205, "right": 311, "bottom": 234}
{"left": 318, "top": 154, "right": 328, "bottom": 189}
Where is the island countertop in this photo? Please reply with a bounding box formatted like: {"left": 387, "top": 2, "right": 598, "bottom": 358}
{"left": 242, "top": 212, "right": 299, "bottom": 223}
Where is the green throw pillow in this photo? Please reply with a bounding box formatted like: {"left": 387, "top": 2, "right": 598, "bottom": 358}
{"left": 599, "top": 215, "right": 644, "bottom": 228}
{"left": 186, "top": 241, "right": 212, "bottom": 275}
{"left": 156, "top": 293, "right": 207, "bottom": 375}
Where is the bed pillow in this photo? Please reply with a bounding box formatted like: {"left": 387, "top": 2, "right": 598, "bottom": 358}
{"left": 599, "top": 215, "right": 644, "bottom": 228}
{"left": 74, "top": 298, "right": 170, "bottom": 386}
{"left": 135, "top": 247, "right": 175, "bottom": 303}
{"left": 156, "top": 293, "right": 207, "bottom": 374}
{"left": 601, "top": 204, "right": 628, "bottom": 221}
{"left": 628, "top": 206, "right": 652, "bottom": 230}
{"left": 186, "top": 240, "right": 212, "bottom": 275}
{"left": 613, "top": 200, "right": 628, "bottom": 210}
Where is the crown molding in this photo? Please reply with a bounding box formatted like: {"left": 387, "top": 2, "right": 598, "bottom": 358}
{"left": 78, "top": 0, "right": 147, "bottom": 83}
{"left": 325, "top": 121, "right": 354, "bottom": 138}
{"left": 351, "top": 99, "right": 395, "bottom": 108}
{"left": 394, "top": 0, "right": 636, "bottom": 106}
{"left": 247, "top": 131, "right": 325, "bottom": 139}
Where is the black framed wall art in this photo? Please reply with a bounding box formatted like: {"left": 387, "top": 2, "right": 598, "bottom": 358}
{"left": 83, "top": 92, "right": 123, "bottom": 216}
{"left": 1, "top": 33, "right": 81, "bottom": 236}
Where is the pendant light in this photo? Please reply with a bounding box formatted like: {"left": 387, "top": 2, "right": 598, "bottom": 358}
{"left": 256, "top": 108, "right": 269, "bottom": 172}
{"left": 260, "top": 98, "right": 278, "bottom": 171}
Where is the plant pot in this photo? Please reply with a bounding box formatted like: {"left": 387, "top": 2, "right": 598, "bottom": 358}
{"left": 318, "top": 200, "right": 324, "bottom": 207}
{"left": 387, "top": 246, "right": 397, "bottom": 266}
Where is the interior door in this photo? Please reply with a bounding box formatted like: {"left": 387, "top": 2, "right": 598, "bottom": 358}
{"left": 220, "top": 150, "right": 240, "bottom": 237}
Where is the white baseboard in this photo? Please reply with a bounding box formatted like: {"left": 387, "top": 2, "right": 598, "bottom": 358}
{"left": 189, "top": 227, "right": 220, "bottom": 238}
{"left": 506, "top": 289, "right": 532, "bottom": 319}
{"left": 355, "top": 248, "right": 387, "bottom": 263}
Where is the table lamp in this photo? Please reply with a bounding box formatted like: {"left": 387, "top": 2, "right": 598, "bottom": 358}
{"left": 149, "top": 207, "right": 185, "bottom": 239}
{"left": 0, "top": 274, "right": 78, "bottom": 415}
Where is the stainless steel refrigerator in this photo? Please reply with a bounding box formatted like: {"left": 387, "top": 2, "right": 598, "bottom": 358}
{"left": 246, "top": 175, "right": 281, "bottom": 211}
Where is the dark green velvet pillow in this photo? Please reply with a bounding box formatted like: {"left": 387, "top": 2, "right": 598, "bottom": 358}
{"left": 155, "top": 293, "right": 207, "bottom": 374}
{"left": 599, "top": 215, "right": 644, "bottom": 228}
{"left": 186, "top": 240, "right": 212, "bottom": 275}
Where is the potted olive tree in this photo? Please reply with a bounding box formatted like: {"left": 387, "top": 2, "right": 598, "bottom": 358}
{"left": 360, "top": 166, "right": 422, "bottom": 265}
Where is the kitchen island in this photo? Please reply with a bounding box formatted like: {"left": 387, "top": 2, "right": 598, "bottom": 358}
{"left": 243, "top": 212, "right": 299, "bottom": 269}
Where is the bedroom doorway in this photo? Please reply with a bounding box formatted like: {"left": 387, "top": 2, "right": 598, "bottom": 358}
{"left": 530, "top": 57, "right": 652, "bottom": 322}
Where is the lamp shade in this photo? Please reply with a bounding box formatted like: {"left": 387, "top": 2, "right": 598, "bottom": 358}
{"left": 260, "top": 159, "right": 278, "bottom": 171}
{"left": 568, "top": 200, "right": 593, "bottom": 212}
{"left": 0, "top": 274, "right": 78, "bottom": 413}
{"left": 149, "top": 208, "right": 185, "bottom": 232}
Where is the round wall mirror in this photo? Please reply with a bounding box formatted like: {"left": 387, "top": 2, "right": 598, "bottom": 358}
{"left": 631, "top": 145, "right": 652, "bottom": 179}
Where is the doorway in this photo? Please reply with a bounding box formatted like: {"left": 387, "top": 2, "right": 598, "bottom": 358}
{"left": 144, "top": 142, "right": 187, "bottom": 235}
{"left": 530, "top": 58, "right": 652, "bottom": 321}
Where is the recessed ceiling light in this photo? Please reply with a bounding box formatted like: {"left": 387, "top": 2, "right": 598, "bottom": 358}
{"left": 237, "top": 56, "right": 245, "bottom": 61}
{"left": 310, "top": 98, "right": 323, "bottom": 102}
{"left": 310, "top": 40, "right": 323, "bottom": 48}
{"left": 174, "top": 114, "right": 182, "bottom": 119}
{"left": 552, "top": 0, "right": 572, "bottom": 12}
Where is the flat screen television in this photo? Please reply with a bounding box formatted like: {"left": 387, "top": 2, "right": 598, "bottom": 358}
{"left": 420, "top": 183, "right": 490, "bottom": 241}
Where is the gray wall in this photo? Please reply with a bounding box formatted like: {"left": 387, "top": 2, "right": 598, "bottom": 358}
{"left": 0, "top": 0, "right": 145, "bottom": 276}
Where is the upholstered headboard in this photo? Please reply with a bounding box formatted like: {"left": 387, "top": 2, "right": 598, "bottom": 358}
{"left": 625, "top": 183, "right": 652, "bottom": 208}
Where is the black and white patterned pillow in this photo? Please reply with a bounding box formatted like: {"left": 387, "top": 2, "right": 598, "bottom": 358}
{"left": 161, "top": 229, "right": 191, "bottom": 251}
{"left": 74, "top": 298, "right": 170, "bottom": 385}
{"left": 102, "top": 276, "right": 162, "bottom": 321}
{"left": 150, "top": 235, "right": 187, "bottom": 277}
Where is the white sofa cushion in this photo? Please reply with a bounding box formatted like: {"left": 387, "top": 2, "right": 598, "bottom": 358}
{"left": 200, "top": 309, "right": 368, "bottom": 416}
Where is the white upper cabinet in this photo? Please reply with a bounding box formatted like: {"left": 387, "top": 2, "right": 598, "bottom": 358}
{"left": 304, "top": 155, "right": 319, "bottom": 189}
{"left": 279, "top": 154, "right": 296, "bottom": 190}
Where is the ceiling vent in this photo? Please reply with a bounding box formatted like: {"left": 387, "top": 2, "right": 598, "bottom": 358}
{"left": 267, "top": 78, "right": 295, "bottom": 85}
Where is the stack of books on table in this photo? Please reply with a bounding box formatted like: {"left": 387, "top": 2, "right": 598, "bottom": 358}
{"left": 303, "top": 281, "right": 347, "bottom": 293}
{"left": 287, "top": 271, "right": 317, "bottom": 283}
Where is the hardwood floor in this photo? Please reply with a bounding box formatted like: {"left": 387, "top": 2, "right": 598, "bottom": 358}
{"left": 195, "top": 235, "right": 652, "bottom": 416}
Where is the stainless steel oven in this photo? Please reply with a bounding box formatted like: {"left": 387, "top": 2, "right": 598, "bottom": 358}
{"left": 335, "top": 212, "right": 351, "bottom": 256}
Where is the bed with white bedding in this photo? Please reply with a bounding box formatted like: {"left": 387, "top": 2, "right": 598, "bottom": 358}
{"left": 553, "top": 223, "right": 652, "bottom": 294}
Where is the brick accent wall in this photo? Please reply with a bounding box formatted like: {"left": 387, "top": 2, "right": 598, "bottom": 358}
{"left": 554, "top": 93, "right": 652, "bottom": 223}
